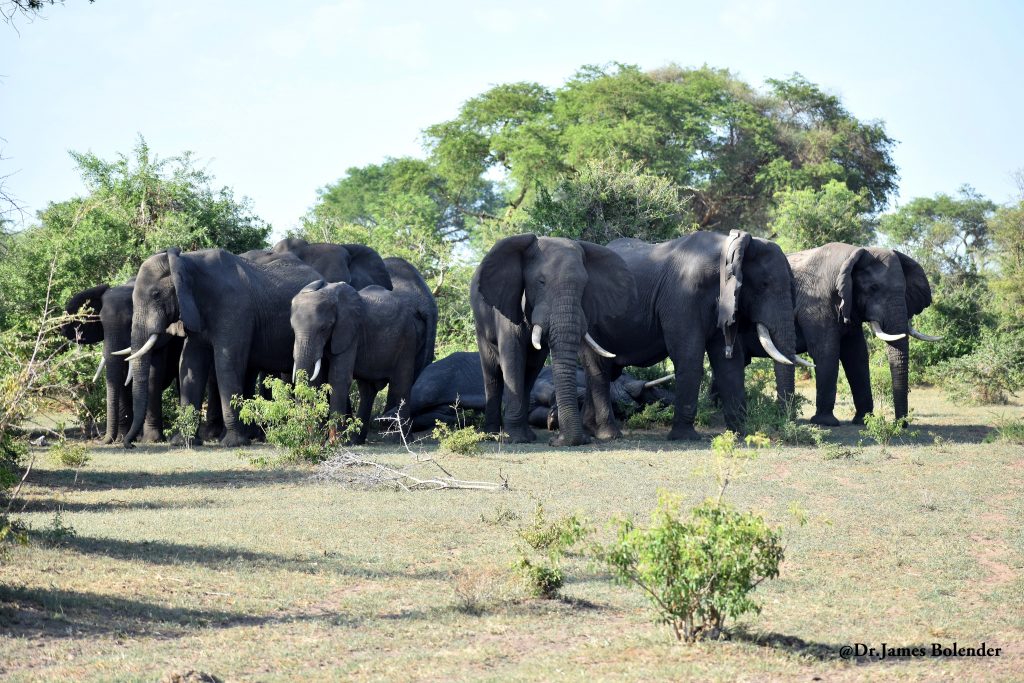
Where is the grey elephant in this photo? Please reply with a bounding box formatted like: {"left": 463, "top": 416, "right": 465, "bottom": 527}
{"left": 122, "top": 248, "right": 324, "bottom": 447}
{"left": 61, "top": 281, "right": 184, "bottom": 443}
{"left": 471, "top": 234, "right": 636, "bottom": 446}
{"left": 243, "top": 238, "right": 393, "bottom": 290}
{"left": 383, "top": 257, "right": 437, "bottom": 380}
{"left": 290, "top": 280, "right": 419, "bottom": 444}
{"left": 784, "top": 243, "right": 937, "bottom": 425}
{"left": 584, "top": 230, "right": 802, "bottom": 440}
{"left": 529, "top": 365, "right": 675, "bottom": 431}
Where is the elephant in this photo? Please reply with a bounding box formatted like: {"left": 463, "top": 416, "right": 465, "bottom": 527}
{"left": 290, "top": 280, "right": 419, "bottom": 444}
{"left": 383, "top": 257, "right": 437, "bottom": 380}
{"left": 471, "top": 234, "right": 636, "bottom": 446}
{"left": 407, "top": 352, "right": 673, "bottom": 433}
{"left": 583, "top": 230, "right": 802, "bottom": 440}
{"left": 242, "top": 237, "right": 393, "bottom": 290}
{"left": 122, "top": 247, "right": 324, "bottom": 447}
{"left": 61, "top": 280, "right": 183, "bottom": 443}
{"left": 784, "top": 243, "right": 936, "bottom": 425}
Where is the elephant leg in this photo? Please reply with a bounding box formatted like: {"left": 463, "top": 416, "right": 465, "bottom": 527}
{"left": 808, "top": 338, "right": 842, "bottom": 427}
{"left": 212, "top": 345, "right": 251, "bottom": 447}
{"left": 326, "top": 353, "right": 356, "bottom": 442}
{"left": 477, "top": 336, "right": 504, "bottom": 436}
{"left": 177, "top": 341, "right": 211, "bottom": 446}
{"left": 581, "top": 351, "right": 620, "bottom": 440}
{"left": 665, "top": 336, "right": 706, "bottom": 441}
{"left": 496, "top": 328, "right": 536, "bottom": 443}
{"left": 200, "top": 372, "right": 224, "bottom": 442}
{"left": 840, "top": 333, "right": 873, "bottom": 424}
{"left": 141, "top": 348, "right": 167, "bottom": 443}
{"left": 708, "top": 336, "right": 746, "bottom": 434}
{"left": 384, "top": 360, "right": 416, "bottom": 442}
{"left": 355, "top": 381, "right": 376, "bottom": 445}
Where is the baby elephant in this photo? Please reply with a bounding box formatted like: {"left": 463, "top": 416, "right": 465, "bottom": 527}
{"left": 291, "top": 280, "right": 418, "bottom": 443}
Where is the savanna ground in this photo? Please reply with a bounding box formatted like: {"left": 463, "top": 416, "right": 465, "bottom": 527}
{"left": 1, "top": 385, "right": 1022, "bottom": 682}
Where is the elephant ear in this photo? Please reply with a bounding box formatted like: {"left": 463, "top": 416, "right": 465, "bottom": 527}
{"left": 272, "top": 237, "right": 309, "bottom": 254}
{"left": 476, "top": 233, "right": 538, "bottom": 323}
{"left": 341, "top": 244, "right": 393, "bottom": 290}
{"left": 61, "top": 284, "right": 109, "bottom": 344}
{"left": 895, "top": 250, "right": 932, "bottom": 317}
{"left": 301, "top": 279, "right": 326, "bottom": 293}
{"left": 579, "top": 240, "right": 637, "bottom": 325}
{"left": 717, "top": 230, "right": 752, "bottom": 357}
{"left": 329, "top": 284, "right": 366, "bottom": 356}
{"left": 835, "top": 247, "right": 867, "bottom": 324}
{"left": 167, "top": 248, "right": 202, "bottom": 333}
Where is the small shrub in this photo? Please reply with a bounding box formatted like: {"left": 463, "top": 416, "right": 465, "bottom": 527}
{"left": 48, "top": 438, "right": 90, "bottom": 484}
{"left": 860, "top": 412, "right": 916, "bottom": 454}
{"left": 513, "top": 556, "right": 564, "bottom": 598}
{"left": 986, "top": 416, "right": 1024, "bottom": 445}
{"left": 820, "top": 441, "right": 863, "bottom": 461}
{"left": 742, "top": 368, "right": 811, "bottom": 443}
{"left": 512, "top": 503, "right": 590, "bottom": 599}
{"left": 625, "top": 401, "right": 674, "bottom": 429}
{"left": 599, "top": 492, "right": 784, "bottom": 642}
{"left": 451, "top": 566, "right": 510, "bottom": 615}
{"left": 432, "top": 421, "right": 491, "bottom": 456}
{"left": 165, "top": 404, "right": 202, "bottom": 449}
{"left": 710, "top": 430, "right": 770, "bottom": 502}
{"left": 518, "top": 503, "right": 590, "bottom": 553}
{"left": 480, "top": 504, "right": 520, "bottom": 526}
{"left": 931, "top": 328, "right": 1024, "bottom": 405}
{"left": 41, "top": 509, "right": 76, "bottom": 547}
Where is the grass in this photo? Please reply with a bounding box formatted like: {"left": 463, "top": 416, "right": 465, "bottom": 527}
{"left": 1, "top": 386, "right": 1022, "bottom": 681}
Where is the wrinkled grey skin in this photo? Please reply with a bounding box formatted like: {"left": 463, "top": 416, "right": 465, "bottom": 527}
{"left": 471, "top": 234, "right": 636, "bottom": 447}
{"left": 242, "top": 238, "right": 393, "bottom": 291}
{"left": 786, "top": 243, "right": 933, "bottom": 425}
{"left": 291, "top": 281, "right": 418, "bottom": 444}
{"left": 61, "top": 281, "right": 183, "bottom": 443}
{"left": 584, "top": 231, "right": 799, "bottom": 440}
{"left": 383, "top": 257, "right": 437, "bottom": 381}
{"left": 408, "top": 352, "right": 672, "bottom": 432}
{"left": 124, "top": 248, "right": 323, "bottom": 448}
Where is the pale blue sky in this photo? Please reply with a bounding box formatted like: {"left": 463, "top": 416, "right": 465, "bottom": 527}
{"left": 2, "top": 0, "right": 1022, "bottom": 237}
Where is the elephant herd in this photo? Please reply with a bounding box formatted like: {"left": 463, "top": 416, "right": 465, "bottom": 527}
{"left": 61, "top": 230, "right": 940, "bottom": 449}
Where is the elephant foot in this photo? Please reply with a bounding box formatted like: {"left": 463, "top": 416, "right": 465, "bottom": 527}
{"left": 99, "top": 434, "right": 115, "bottom": 445}
{"left": 200, "top": 424, "right": 225, "bottom": 442}
{"left": 140, "top": 428, "right": 166, "bottom": 444}
{"left": 219, "top": 432, "right": 251, "bottom": 448}
{"left": 810, "top": 413, "right": 841, "bottom": 427}
{"left": 549, "top": 432, "right": 591, "bottom": 447}
{"left": 502, "top": 427, "right": 536, "bottom": 444}
{"left": 592, "top": 424, "right": 622, "bottom": 441}
{"left": 850, "top": 412, "right": 867, "bottom": 425}
{"left": 667, "top": 425, "right": 702, "bottom": 441}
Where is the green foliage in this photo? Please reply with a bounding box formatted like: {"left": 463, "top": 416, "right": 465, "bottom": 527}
{"left": 513, "top": 504, "right": 590, "bottom": 599}
{"left": 625, "top": 401, "right": 675, "bottom": 429}
{"left": 860, "top": 412, "right": 914, "bottom": 453}
{"left": 930, "top": 328, "right": 1024, "bottom": 405}
{"left": 512, "top": 556, "right": 564, "bottom": 599}
{"left": 742, "top": 363, "right": 814, "bottom": 444}
{"left": 769, "top": 180, "right": 873, "bottom": 252}
{"left": 518, "top": 503, "right": 590, "bottom": 553}
{"left": 988, "top": 187, "right": 1024, "bottom": 327}
{"left": 820, "top": 440, "right": 863, "bottom": 461}
{"left": 599, "top": 492, "right": 784, "bottom": 642}
{"left": 524, "top": 158, "right": 691, "bottom": 243}
{"left": 235, "top": 373, "right": 356, "bottom": 463}
{"left": 48, "top": 438, "right": 89, "bottom": 471}
{"left": 40, "top": 508, "right": 76, "bottom": 547}
{"left": 166, "top": 404, "right": 202, "bottom": 450}
{"left": 432, "top": 421, "right": 491, "bottom": 456}
{"left": 986, "top": 416, "right": 1024, "bottom": 445}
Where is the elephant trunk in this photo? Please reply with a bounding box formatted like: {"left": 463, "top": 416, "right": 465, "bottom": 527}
{"left": 123, "top": 352, "right": 151, "bottom": 447}
{"left": 292, "top": 336, "right": 322, "bottom": 383}
{"left": 102, "top": 330, "right": 130, "bottom": 442}
{"left": 759, "top": 314, "right": 798, "bottom": 409}
{"left": 547, "top": 296, "right": 587, "bottom": 446}
{"left": 887, "top": 336, "right": 910, "bottom": 420}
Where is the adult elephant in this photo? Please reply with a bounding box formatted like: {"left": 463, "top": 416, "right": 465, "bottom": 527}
{"left": 244, "top": 237, "right": 393, "bottom": 290}
{"left": 787, "top": 243, "right": 937, "bottom": 425}
{"left": 471, "top": 234, "right": 636, "bottom": 446}
{"left": 61, "top": 281, "right": 183, "bottom": 443}
{"left": 584, "top": 230, "right": 802, "bottom": 440}
{"left": 290, "top": 280, "right": 419, "bottom": 444}
{"left": 384, "top": 257, "right": 437, "bottom": 380}
{"left": 122, "top": 248, "right": 323, "bottom": 448}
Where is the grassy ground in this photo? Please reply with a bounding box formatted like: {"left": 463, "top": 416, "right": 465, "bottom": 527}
{"left": 2, "top": 386, "right": 1022, "bottom": 682}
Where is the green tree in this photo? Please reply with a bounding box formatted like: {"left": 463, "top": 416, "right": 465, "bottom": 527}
{"left": 769, "top": 180, "right": 873, "bottom": 251}
{"left": 988, "top": 173, "right": 1024, "bottom": 328}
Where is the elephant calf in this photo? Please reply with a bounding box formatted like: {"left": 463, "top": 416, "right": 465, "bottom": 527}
{"left": 291, "top": 280, "right": 419, "bottom": 444}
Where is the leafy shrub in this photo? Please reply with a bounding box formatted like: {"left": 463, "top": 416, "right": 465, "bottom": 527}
{"left": 48, "top": 438, "right": 90, "bottom": 484}
{"left": 599, "top": 492, "right": 784, "bottom": 642}
{"left": 513, "top": 556, "right": 564, "bottom": 599}
{"left": 518, "top": 503, "right": 590, "bottom": 553}
{"left": 235, "top": 373, "right": 356, "bottom": 463}
{"left": 432, "top": 421, "right": 491, "bottom": 456}
{"left": 625, "top": 401, "right": 674, "bottom": 429}
{"left": 860, "top": 412, "right": 914, "bottom": 453}
{"left": 742, "top": 367, "right": 813, "bottom": 444}
{"left": 513, "top": 504, "right": 590, "bottom": 599}
{"left": 40, "top": 509, "right": 76, "bottom": 547}
{"left": 986, "top": 416, "right": 1024, "bottom": 445}
{"left": 820, "top": 441, "right": 863, "bottom": 461}
{"left": 931, "top": 328, "right": 1024, "bottom": 405}
{"left": 165, "top": 404, "right": 202, "bottom": 450}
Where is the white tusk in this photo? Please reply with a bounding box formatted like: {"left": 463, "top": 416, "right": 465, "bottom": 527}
{"left": 93, "top": 357, "right": 106, "bottom": 383}
{"left": 910, "top": 327, "right": 942, "bottom": 342}
{"left": 111, "top": 346, "right": 132, "bottom": 356}
{"left": 757, "top": 323, "right": 793, "bottom": 366}
{"left": 870, "top": 321, "right": 906, "bottom": 342}
{"left": 292, "top": 362, "right": 298, "bottom": 383}
{"left": 125, "top": 334, "right": 160, "bottom": 362}
{"left": 794, "top": 355, "right": 816, "bottom": 369}
{"left": 310, "top": 358, "right": 322, "bottom": 382}
{"left": 532, "top": 324, "right": 543, "bottom": 350}
{"left": 644, "top": 373, "right": 674, "bottom": 388}
{"left": 124, "top": 363, "right": 133, "bottom": 386}
{"left": 585, "top": 332, "right": 616, "bottom": 359}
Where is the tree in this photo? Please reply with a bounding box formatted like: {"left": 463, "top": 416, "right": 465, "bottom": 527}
{"left": 769, "top": 180, "right": 873, "bottom": 252}
{"left": 988, "top": 172, "right": 1024, "bottom": 328}
{"left": 1, "top": 0, "right": 93, "bottom": 25}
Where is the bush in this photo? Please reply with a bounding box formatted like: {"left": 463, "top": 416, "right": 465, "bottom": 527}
{"left": 742, "top": 365, "right": 814, "bottom": 444}
{"left": 48, "top": 438, "right": 90, "bottom": 484}
{"left": 513, "top": 504, "right": 590, "bottom": 599}
{"left": 625, "top": 401, "right": 674, "bottom": 429}
{"left": 166, "top": 404, "right": 202, "bottom": 450}
{"left": 432, "top": 421, "right": 491, "bottom": 456}
{"left": 860, "top": 412, "right": 915, "bottom": 454}
{"left": 599, "top": 492, "right": 784, "bottom": 642}
{"left": 986, "top": 416, "right": 1024, "bottom": 445}
{"left": 931, "top": 328, "right": 1024, "bottom": 405}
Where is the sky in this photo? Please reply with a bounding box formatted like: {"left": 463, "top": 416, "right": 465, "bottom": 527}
{"left": 2, "top": 0, "right": 1022, "bottom": 238}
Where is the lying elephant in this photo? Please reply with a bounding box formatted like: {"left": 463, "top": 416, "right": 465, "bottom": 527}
{"left": 408, "top": 352, "right": 673, "bottom": 433}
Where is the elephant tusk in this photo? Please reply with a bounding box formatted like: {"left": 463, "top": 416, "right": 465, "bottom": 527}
{"left": 756, "top": 323, "right": 793, "bottom": 366}
{"left": 644, "top": 373, "right": 674, "bottom": 388}
{"left": 585, "top": 332, "right": 616, "bottom": 359}
{"left": 125, "top": 334, "right": 160, "bottom": 362}
{"left": 111, "top": 346, "right": 132, "bottom": 356}
{"left": 292, "top": 362, "right": 298, "bottom": 384}
{"left": 93, "top": 356, "right": 106, "bottom": 383}
{"left": 310, "top": 358, "right": 322, "bottom": 382}
{"left": 123, "top": 363, "right": 133, "bottom": 387}
{"left": 532, "top": 324, "right": 543, "bottom": 350}
{"left": 910, "top": 327, "right": 942, "bottom": 342}
{"left": 794, "top": 355, "right": 816, "bottom": 369}
{"left": 870, "top": 321, "right": 906, "bottom": 342}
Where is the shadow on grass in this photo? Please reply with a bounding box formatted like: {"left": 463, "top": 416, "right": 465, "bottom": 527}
{"left": 17, "top": 497, "right": 222, "bottom": 514}
{"left": 26, "top": 532, "right": 450, "bottom": 581}
{"left": 820, "top": 422, "right": 995, "bottom": 446}
{"left": 733, "top": 629, "right": 945, "bottom": 665}
{"left": 27, "top": 466, "right": 308, "bottom": 491}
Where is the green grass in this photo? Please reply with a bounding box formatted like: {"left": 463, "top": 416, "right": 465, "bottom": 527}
{"left": 1, "top": 386, "right": 1022, "bottom": 681}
